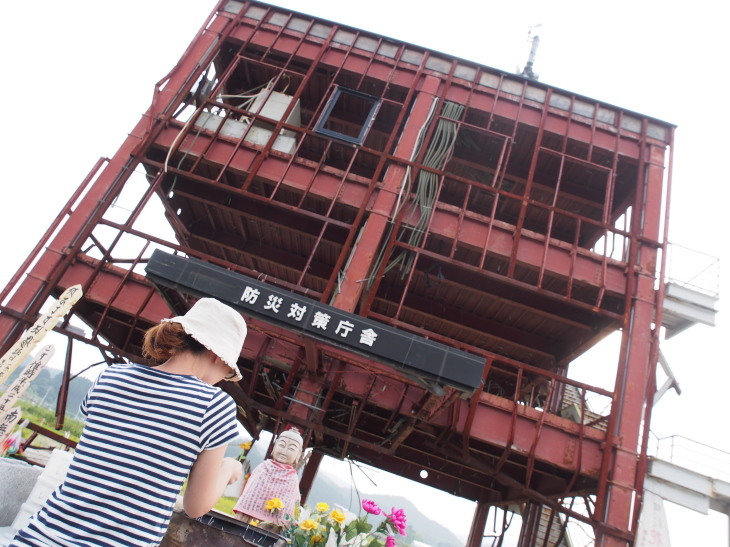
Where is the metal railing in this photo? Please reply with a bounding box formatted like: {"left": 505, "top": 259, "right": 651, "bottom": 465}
{"left": 652, "top": 434, "right": 730, "bottom": 483}
{"left": 665, "top": 243, "right": 720, "bottom": 298}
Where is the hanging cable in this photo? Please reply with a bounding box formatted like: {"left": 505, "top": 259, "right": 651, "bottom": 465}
{"left": 164, "top": 76, "right": 281, "bottom": 198}
{"left": 366, "top": 97, "right": 439, "bottom": 289}
{"left": 385, "top": 100, "right": 464, "bottom": 278}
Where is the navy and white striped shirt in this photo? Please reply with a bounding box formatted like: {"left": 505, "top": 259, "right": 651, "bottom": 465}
{"left": 11, "top": 363, "right": 239, "bottom": 547}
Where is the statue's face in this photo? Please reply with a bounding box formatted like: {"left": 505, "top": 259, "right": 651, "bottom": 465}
{"left": 271, "top": 434, "right": 302, "bottom": 465}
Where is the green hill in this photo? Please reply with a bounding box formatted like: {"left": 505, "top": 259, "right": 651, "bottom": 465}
{"left": 1, "top": 364, "right": 94, "bottom": 420}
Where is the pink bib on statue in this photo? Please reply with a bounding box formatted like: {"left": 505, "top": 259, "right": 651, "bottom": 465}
{"left": 233, "top": 459, "right": 301, "bottom": 525}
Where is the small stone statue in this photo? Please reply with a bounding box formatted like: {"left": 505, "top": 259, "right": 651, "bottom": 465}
{"left": 233, "top": 427, "right": 303, "bottom": 529}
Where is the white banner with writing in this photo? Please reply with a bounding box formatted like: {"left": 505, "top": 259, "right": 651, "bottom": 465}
{"left": 0, "top": 344, "right": 55, "bottom": 423}
{"left": 0, "top": 285, "right": 81, "bottom": 383}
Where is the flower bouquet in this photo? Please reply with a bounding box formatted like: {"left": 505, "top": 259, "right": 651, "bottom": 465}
{"left": 272, "top": 497, "right": 407, "bottom": 547}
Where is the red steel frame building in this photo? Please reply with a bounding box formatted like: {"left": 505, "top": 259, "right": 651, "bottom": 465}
{"left": 0, "top": 2, "right": 674, "bottom": 544}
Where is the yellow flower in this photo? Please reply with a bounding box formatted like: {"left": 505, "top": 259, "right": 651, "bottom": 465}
{"left": 299, "top": 519, "right": 318, "bottom": 531}
{"left": 329, "top": 509, "right": 346, "bottom": 524}
{"left": 240, "top": 441, "right": 252, "bottom": 450}
{"left": 311, "top": 534, "right": 324, "bottom": 544}
{"left": 316, "top": 502, "right": 329, "bottom": 512}
{"left": 250, "top": 519, "right": 260, "bottom": 526}
{"left": 264, "top": 498, "right": 284, "bottom": 511}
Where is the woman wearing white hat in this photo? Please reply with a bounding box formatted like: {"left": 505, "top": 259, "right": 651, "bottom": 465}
{"left": 11, "top": 298, "right": 249, "bottom": 547}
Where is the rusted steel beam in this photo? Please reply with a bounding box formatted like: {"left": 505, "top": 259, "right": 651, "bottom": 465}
{"left": 227, "top": 17, "right": 650, "bottom": 160}
{"left": 302, "top": 338, "right": 319, "bottom": 376}
{"left": 379, "top": 253, "right": 617, "bottom": 328}
{"left": 457, "top": 393, "right": 603, "bottom": 477}
{"left": 309, "top": 361, "right": 344, "bottom": 443}
{"left": 51, "top": 256, "right": 613, "bottom": 484}
{"left": 152, "top": 126, "right": 371, "bottom": 208}
{"left": 389, "top": 292, "right": 557, "bottom": 359}
{"left": 223, "top": 330, "right": 604, "bottom": 492}
{"left": 25, "top": 422, "right": 77, "bottom": 449}
{"left": 226, "top": 383, "right": 579, "bottom": 503}
{"left": 466, "top": 502, "right": 490, "bottom": 547}
{"left": 335, "top": 366, "right": 604, "bottom": 477}
{"left": 154, "top": 118, "right": 629, "bottom": 321}
{"left": 445, "top": 446, "right": 632, "bottom": 542}
{"left": 299, "top": 449, "right": 324, "bottom": 503}
{"left": 597, "top": 142, "right": 667, "bottom": 546}
{"left": 165, "top": 176, "right": 354, "bottom": 233}
{"left": 228, "top": 24, "right": 420, "bottom": 90}
{"left": 340, "top": 379, "right": 374, "bottom": 458}
{"left": 424, "top": 207, "right": 628, "bottom": 296}
{"left": 0, "top": 156, "right": 106, "bottom": 307}
{"left": 55, "top": 260, "right": 168, "bottom": 321}
{"left": 383, "top": 390, "right": 450, "bottom": 452}
{"left": 331, "top": 75, "right": 441, "bottom": 312}
{"left": 226, "top": 382, "right": 261, "bottom": 438}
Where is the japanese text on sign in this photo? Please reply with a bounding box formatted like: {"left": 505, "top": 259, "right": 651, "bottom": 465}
{"left": 241, "top": 285, "right": 378, "bottom": 348}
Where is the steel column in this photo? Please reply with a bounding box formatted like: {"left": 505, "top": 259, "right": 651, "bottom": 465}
{"left": 330, "top": 75, "right": 442, "bottom": 312}
{"left": 598, "top": 143, "right": 666, "bottom": 546}
{"left": 466, "top": 501, "right": 490, "bottom": 547}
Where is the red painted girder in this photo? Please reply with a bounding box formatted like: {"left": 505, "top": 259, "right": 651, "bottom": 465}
{"left": 52, "top": 259, "right": 307, "bottom": 367}
{"left": 423, "top": 207, "right": 627, "bottom": 296}
{"left": 55, "top": 259, "right": 172, "bottom": 322}
{"left": 231, "top": 23, "right": 645, "bottom": 158}
{"left": 52, "top": 252, "right": 604, "bottom": 482}
{"left": 156, "top": 123, "right": 628, "bottom": 300}
{"left": 451, "top": 90, "right": 643, "bottom": 159}
{"left": 600, "top": 144, "right": 666, "bottom": 545}
{"left": 337, "top": 367, "right": 604, "bottom": 477}
{"left": 230, "top": 25, "right": 420, "bottom": 90}
{"left": 331, "top": 75, "right": 442, "bottom": 312}
{"left": 51, "top": 260, "right": 447, "bottom": 389}
{"left": 153, "top": 126, "right": 370, "bottom": 207}
{"left": 55, "top": 260, "right": 604, "bottom": 479}
{"left": 457, "top": 392, "right": 603, "bottom": 475}
{"left": 466, "top": 503, "right": 491, "bottom": 547}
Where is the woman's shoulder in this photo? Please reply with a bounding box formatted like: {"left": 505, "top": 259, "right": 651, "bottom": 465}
{"left": 102, "top": 362, "right": 225, "bottom": 397}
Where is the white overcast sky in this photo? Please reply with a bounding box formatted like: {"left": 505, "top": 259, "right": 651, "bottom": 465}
{"left": 0, "top": 1, "right": 727, "bottom": 545}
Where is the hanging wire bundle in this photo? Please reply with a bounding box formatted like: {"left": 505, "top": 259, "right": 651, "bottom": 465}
{"left": 380, "top": 100, "right": 464, "bottom": 281}
{"left": 163, "top": 73, "right": 285, "bottom": 200}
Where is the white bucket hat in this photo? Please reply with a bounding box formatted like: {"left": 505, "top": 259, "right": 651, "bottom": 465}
{"left": 163, "top": 298, "right": 247, "bottom": 381}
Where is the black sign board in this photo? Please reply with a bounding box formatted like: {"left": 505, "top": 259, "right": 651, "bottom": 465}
{"left": 145, "top": 250, "right": 484, "bottom": 393}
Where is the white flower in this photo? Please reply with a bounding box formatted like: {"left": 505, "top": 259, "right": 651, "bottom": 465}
{"left": 342, "top": 532, "right": 369, "bottom": 547}
{"left": 325, "top": 529, "right": 339, "bottom": 547}
{"left": 333, "top": 504, "right": 357, "bottom": 525}
{"left": 298, "top": 505, "right": 312, "bottom": 522}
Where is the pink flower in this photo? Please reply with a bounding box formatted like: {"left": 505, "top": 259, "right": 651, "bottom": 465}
{"left": 362, "top": 499, "right": 382, "bottom": 515}
{"left": 385, "top": 536, "right": 396, "bottom": 547}
{"left": 387, "top": 507, "right": 407, "bottom": 536}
